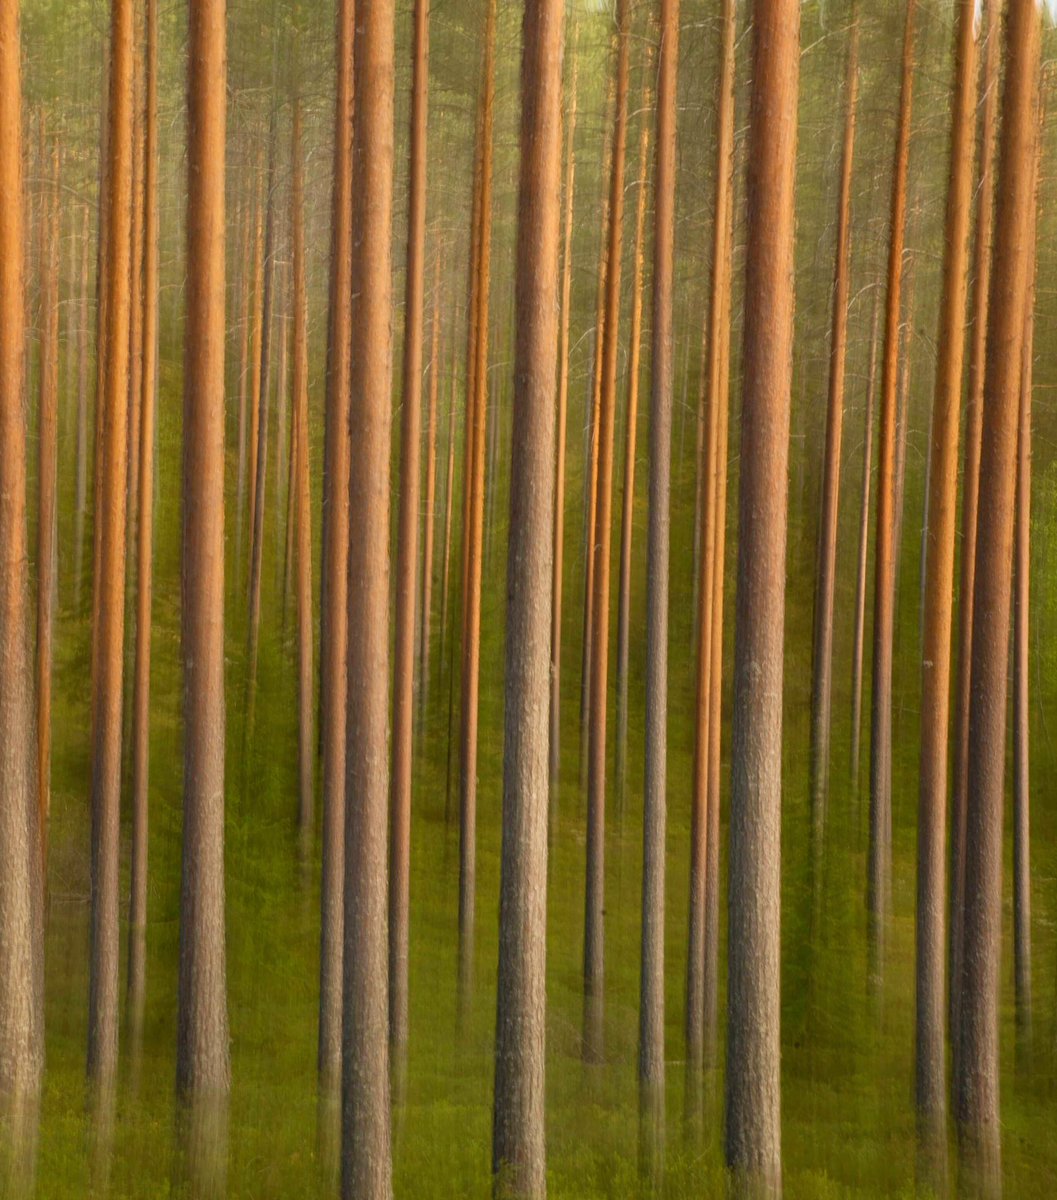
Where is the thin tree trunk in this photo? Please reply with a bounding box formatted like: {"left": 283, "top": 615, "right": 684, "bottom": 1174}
{"left": 0, "top": 0, "right": 45, "bottom": 1107}
{"left": 954, "top": 4, "right": 1040, "bottom": 1190}
{"left": 687, "top": 0, "right": 734, "bottom": 1076}
{"left": 869, "top": 0, "right": 915, "bottom": 982}
{"left": 439, "top": 344, "right": 457, "bottom": 671}
{"left": 342, "top": 0, "right": 396, "bottom": 1187}
{"left": 36, "top": 141, "right": 60, "bottom": 869}
{"left": 88, "top": 0, "right": 134, "bottom": 1096}
{"left": 850, "top": 288, "right": 880, "bottom": 780}
{"left": 725, "top": 0, "right": 798, "bottom": 1192}
{"left": 614, "top": 61, "right": 652, "bottom": 802}
{"left": 491, "top": 0, "right": 563, "bottom": 1187}
{"left": 390, "top": 0, "right": 430, "bottom": 1061}
{"left": 419, "top": 249, "right": 442, "bottom": 721}
{"left": 914, "top": 0, "right": 976, "bottom": 1160}
{"left": 291, "top": 102, "right": 313, "bottom": 851}
{"left": 240, "top": 175, "right": 264, "bottom": 574}
{"left": 234, "top": 195, "right": 252, "bottom": 575}
{"left": 809, "top": 19, "right": 858, "bottom": 814}
{"left": 950, "top": 1, "right": 999, "bottom": 1052}
{"left": 178, "top": 0, "right": 231, "bottom": 1104}
{"left": 128, "top": 0, "right": 159, "bottom": 1063}
{"left": 639, "top": 0, "right": 678, "bottom": 1115}
{"left": 548, "top": 58, "right": 577, "bottom": 791}
{"left": 318, "top": 0, "right": 354, "bottom": 1095}
{"left": 74, "top": 202, "right": 91, "bottom": 610}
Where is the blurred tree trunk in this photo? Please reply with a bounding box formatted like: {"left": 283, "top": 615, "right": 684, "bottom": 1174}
{"left": 240, "top": 174, "right": 264, "bottom": 574}
{"left": 419, "top": 250, "right": 443, "bottom": 721}
{"left": 74, "top": 202, "right": 91, "bottom": 610}
{"left": 955, "top": 4, "right": 1040, "bottom": 1191}
{"left": 725, "top": 0, "right": 798, "bottom": 1193}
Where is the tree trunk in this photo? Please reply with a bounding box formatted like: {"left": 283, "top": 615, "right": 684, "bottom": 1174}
{"left": 36, "top": 141, "right": 60, "bottom": 869}
{"left": 950, "top": 0, "right": 999, "bottom": 1051}
{"left": 342, "top": 0, "right": 396, "bottom": 1189}
{"left": 954, "top": 4, "right": 1040, "bottom": 1190}
{"left": 419, "top": 249, "right": 443, "bottom": 721}
{"left": 809, "top": 19, "right": 858, "bottom": 814}
{"left": 725, "top": 0, "right": 798, "bottom": 1193}
{"left": 318, "top": 0, "right": 354, "bottom": 1094}
{"left": 128, "top": 0, "right": 159, "bottom": 1062}
{"left": 548, "top": 58, "right": 577, "bottom": 790}
{"left": 868, "top": 0, "right": 915, "bottom": 982}
{"left": 88, "top": 0, "right": 134, "bottom": 1095}
{"left": 390, "top": 0, "right": 430, "bottom": 1060}
{"left": 74, "top": 202, "right": 91, "bottom": 610}
{"left": 583, "top": 0, "right": 630, "bottom": 1065}
{"left": 178, "top": 0, "right": 231, "bottom": 1101}
{"left": 439, "top": 344, "right": 457, "bottom": 673}
{"left": 234, "top": 196, "right": 252, "bottom": 575}
{"left": 614, "top": 61, "right": 652, "bottom": 803}
{"left": 850, "top": 288, "right": 880, "bottom": 780}
{"left": 914, "top": 0, "right": 976, "bottom": 1156}
{"left": 0, "top": 0, "right": 45, "bottom": 1105}
{"left": 240, "top": 175, "right": 264, "bottom": 574}
{"left": 491, "top": 0, "right": 563, "bottom": 1188}
{"left": 639, "top": 0, "right": 678, "bottom": 1111}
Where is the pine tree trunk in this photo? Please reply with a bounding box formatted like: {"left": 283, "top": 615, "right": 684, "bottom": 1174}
{"left": 725, "top": 1, "right": 798, "bottom": 1192}
{"left": 74, "top": 202, "right": 91, "bottom": 610}
{"left": 419, "top": 250, "right": 443, "bottom": 721}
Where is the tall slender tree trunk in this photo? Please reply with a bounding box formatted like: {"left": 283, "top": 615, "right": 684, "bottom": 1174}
{"left": 869, "top": 0, "right": 915, "bottom": 981}
{"left": 439, "top": 345, "right": 457, "bottom": 674}
{"left": 614, "top": 62, "right": 652, "bottom": 802}
{"left": 583, "top": 0, "right": 631, "bottom": 1065}
{"left": 850, "top": 289, "right": 880, "bottom": 780}
{"left": 458, "top": 0, "right": 496, "bottom": 1010}
{"left": 291, "top": 102, "right": 313, "bottom": 851}
{"left": 548, "top": 59, "right": 577, "bottom": 790}
{"left": 419, "top": 250, "right": 442, "bottom": 720}
{"left": 234, "top": 196, "right": 252, "bottom": 575}
{"left": 128, "top": 0, "right": 159, "bottom": 1061}
{"left": 955, "top": 4, "right": 1040, "bottom": 1191}
{"left": 809, "top": 19, "right": 858, "bottom": 814}
{"left": 492, "top": 0, "right": 563, "bottom": 1188}
{"left": 639, "top": 0, "right": 678, "bottom": 1115}
{"left": 179, "top": 0, "right": 231, "bottom": 1107}
{"left": 390, "top": 0, "right": 430, "bottom": 1061}
{"left": 725, "top": 0, "right": 798, "bottom": 1192}
{"left": 36, "top": 141, "right": 60, "bottom": 870}
{"left": 687, "top": 0, "right": 734, "bottom": 1076}
{"left": 914, "top": 0, "right": 976, "bottom": 1158}
{"left": 88, "top": 0, "right": 134, "bottom": 1095}
{"left": 74, "top": 202, "right": 91, "bottom": 610}
{"left": 318, "top": 0, "right": 354, "bottom": 1094}
{"left": 342, "top": 0, "right": 396, "bottom": 1188}
{"left": 950, "top": 1, "right": 999, "bottom": 1049}
{"left": 240, "top": 175, "right": 264, "bottom": 574}
{"left": 0, "top": 0, "right": 45, "bottom": 1110}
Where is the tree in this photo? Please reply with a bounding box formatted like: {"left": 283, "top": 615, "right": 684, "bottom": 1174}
{"left": 809, "top": 16, "right": 858, "bottom": 812}
{"left": 419, "top": 250, "right": 443, "bottom": 717}
{"left": 914, "top": 0, "right": 976, "bottom": 1156}
{"left": 88, "top": 0, "right": 134, "bottom": 1095}
{"left": 390, "top": 0, "right": 430, "bottom": 1061}
{"left": 954, "top": 2, "right": 1040, "bottom": 1188}
{"left": 868, "top": 0, "right": 915, "bottom": 979}
{"left": 639, "top": 0, "right": 678, "bottom": 1114}
{"left": 342, "top": 0, "right": 396, "bottom": 1188}
{"left": 725, "top": 0, "right": 798, "bottom": 1192}
{"left": 318, "top": 0, "right": 354, "bottom": 1096}
{"left": 583, "top": 0, "right": 631, "bottom": 1064}
{"left": 128, "top": 0, "right": 159, "bottom": 1058}
{"left": 0, "top": 0, "right": 45, "bottom": 1111}
{"left": 178, "top": 0, "right": 231, "bottom": 1107}
{"left": 492, "top": 0, "right": 564, "bottom": 1187}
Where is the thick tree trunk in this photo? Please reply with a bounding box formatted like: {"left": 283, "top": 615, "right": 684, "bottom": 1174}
{"left": 583, "top": 0, "right": 630, "bottom": 1065}
{"left": 548, "top": 60, "right": 577, "bottom": 790}
{"left": 88, "top": 0, "right": 134, "bottom": 1095}
{"left": 869, "top": 0, "right": 915, "bottom": 981}
{"left": 0, "top": 0, "right": 45, "bottom": 1107}
{"left": 318, "top": 0, "right": 354, "bottom": 1094}
{"left": 954, "top": 4, "right": 1040, "bottom": 1191}
{"left": 128, "top": 0, "right": 159, "bottom": 1060}
{"left": 639, "top": 0, "right": 678, "bottom": 1110}
{"left": 724, "top": 0, "right": 798, "bottom": 1193}
{"left": 390, "top": 0, "right": 430, "bottom": 1059}
{"left": 341, "top": 0, "right": 396, "bottom": 1190}
{"left": 914, "top": 0, "right": 976, "bottom": 1156}
{"left": 491, "top": 0, "right": 563, "bottom": 1188}
{"left": 809, "top": 20, "right": 858, "bottom": 814}
{"left": 178, "top": 0, "right": 231, "bottom": 1103}
{"left": 949, "top": 1, "right": 999, "bottom": 1050}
